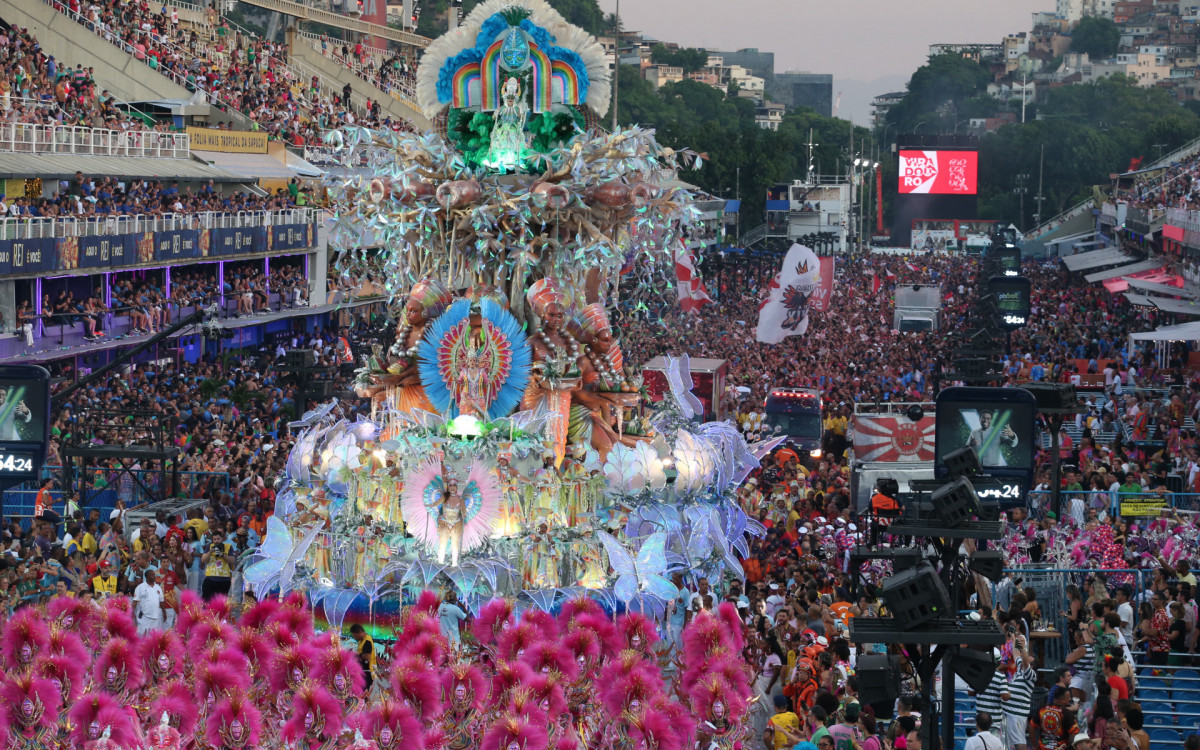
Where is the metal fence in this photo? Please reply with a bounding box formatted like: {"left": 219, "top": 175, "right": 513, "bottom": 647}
{"left": 1026, "top": 489, "right": 1200, "bottom": 518}
{"left": 0, "top": 123, "right": 190, "bottom": 158}
{"left": 0, "top": 208, "right": 316, "bottom": 241}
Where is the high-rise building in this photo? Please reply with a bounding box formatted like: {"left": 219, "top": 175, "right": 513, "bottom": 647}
{"left": 777, "top": 73, "right": 832, "bottom": 117}
{"left": 713, "top": 48, "right": 775, "bottom": 88}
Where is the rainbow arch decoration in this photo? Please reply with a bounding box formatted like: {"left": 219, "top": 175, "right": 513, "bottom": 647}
{"left": 439, "top": 15, "right": 587, "bottom": 114}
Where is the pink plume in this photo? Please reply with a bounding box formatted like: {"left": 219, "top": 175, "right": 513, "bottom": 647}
{"left": 413, "top": 590, "right": 441, "bottom": 616}
{"left": 239, "top": 597, "right": 282, "bottom": 630}
{"left": 471, "top": 598, "right": 514, "bottom": 646}
{"left": 1, "top": 674, "right": 61, "bottom": 732}
{"left": 313, "top": 645, "right": 367, "bottom": 698}
{"left": 206, "top": 694, "right": 262, "bottom": 749}
{"left": 280, "top": 684, "right": 344, "bottom": 742}
{"left": 68, "top": 692, "right": 133, "bottom": 747}
{"left": 92, "top": 637, "right": 144, "bottom": 692}
{"left": 149, "top": 680, "right": 199, "bottom": 737}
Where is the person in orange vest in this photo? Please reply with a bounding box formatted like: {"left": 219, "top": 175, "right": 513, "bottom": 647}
{"left": 869, "top": 478, "right": 901, "bottom": 543}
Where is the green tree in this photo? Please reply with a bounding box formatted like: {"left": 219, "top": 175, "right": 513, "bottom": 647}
{"left": 885, "top": 54, "right": 993, "bottom": 135}
{"left": 1070, "top": 17, "right": 1120, "bottom": 60}
{"left": 650, "top": 44, "right": 710, "bottom": 73}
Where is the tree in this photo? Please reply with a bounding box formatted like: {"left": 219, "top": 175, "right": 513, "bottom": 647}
{"left": 885, "top": 54, "right": 993, "bottom": 135}
{"left": 650, "top": 44, "right": 710, "bottom": 73}
{"left": 1070, "top": 17, "right": 1120, "bottom": 60}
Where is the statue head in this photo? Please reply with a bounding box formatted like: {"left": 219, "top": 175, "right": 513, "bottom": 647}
{"left": 503, "top": 76, "right": 521, "bottom": 104}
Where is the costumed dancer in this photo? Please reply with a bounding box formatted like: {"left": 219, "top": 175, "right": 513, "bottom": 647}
{"left": 522, "top": 279, "right": 582, "bottom": 467}
{"left": 570, "top": 303, "right": 636, "bottom": 461}
{"left": 442, "top": 662, "right": 488, "bottom": 750}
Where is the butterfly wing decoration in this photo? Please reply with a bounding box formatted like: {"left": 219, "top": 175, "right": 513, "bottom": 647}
{"left": 597, "top": 530, "right": 638, "bottom": 604}
{"left": 626, "top": 593, "right": 668, "bottom": 620}
{"left": 290, "top": 398, "right": 338, "bottom": 429}
{"left": 665, "top": 355, "right": 704, "bottom": 420}
{"left": 400, "top": 458, "right": 446, "bottom": 555}
{"left": 634, "top": 531, "right": 683, "bottom": 602}
{"left": 731, "top": 436, "right": 787, "bottom": 486}
{"left": 243, "top": 516, "right": 294, "bottom": 596}
{"left": 278, "top": 522, "right": 325, "bottom": 595}
{"left": 314, "top": 587, "right": 362, "bottom": 633}
{"left": 461, "top": 459, "right": 502, "bottom": 554}
{"left": 520, "top": 589, "right": 559, "bottom": 613}
{"left": 447, "top": 567, "right": 481, "bottom": 600}
{"left": 706, "top": 507, "right": 745, "bottom": 581}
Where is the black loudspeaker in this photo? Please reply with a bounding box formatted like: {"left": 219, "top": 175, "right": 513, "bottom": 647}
{"left": 943, "top": 446, "right": 982, "bottom": 478}
{"left": 893, "top": 548, "right": 923, "bottom": 574}
{"left": 882, "top": 562, "right": 952, "bottom": 630}
{"left": 856, "top": 654, "right": 900, "bottom": 705}
{"left": 952, "top": 648, "right": 998, "bottom": 694}
{"left": 969, "top": 550, "right": 1005, "bottom": 582}
{"left": 930, "top": 476, "right": 980, "bottom": 528}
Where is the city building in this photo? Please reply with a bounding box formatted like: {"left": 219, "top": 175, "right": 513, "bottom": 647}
{"left": 643, "top": 64, "right": 684, "bottom": 90}
{"left": 712, "top": 47, "right": 775, "bottom": 89}
{"left": 771, "top": 72, "right": 833, "bottom": 116}
{"left": 755, "top": 101, "right": 786, "bottom": 130}
{"left": 871, "top": 91, "right": 906, "bottom": 130}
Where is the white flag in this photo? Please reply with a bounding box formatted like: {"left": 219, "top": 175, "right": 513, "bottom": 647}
{"left": 755, "top": 243, "right": 822, "bottom": 344}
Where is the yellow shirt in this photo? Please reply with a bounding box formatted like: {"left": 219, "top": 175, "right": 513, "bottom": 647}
{"left": 92, "top": 574, "right": 118, "bottom": 595}
{"left": 204, "top": 542, "right": 233, "bottom": 577}
{"left": 769, "top": 710, "right": 800, "bottom": 750}
{"left": 183, "top": 518, "right": 209, "bottom": 538}
{"left": 80, "top": 532, "right": 98, "bottom": 555}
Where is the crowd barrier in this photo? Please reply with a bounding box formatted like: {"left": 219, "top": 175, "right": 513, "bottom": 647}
{"left": 1026, "top": 489, "right": 1200, "bottom": 518}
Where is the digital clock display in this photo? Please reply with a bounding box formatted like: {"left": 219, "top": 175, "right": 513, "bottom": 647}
{"left": 0, "top": 452, "right": 36, "bottom": 474}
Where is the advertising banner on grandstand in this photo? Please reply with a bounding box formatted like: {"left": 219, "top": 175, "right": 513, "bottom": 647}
{"left": 211, "top": 227, "right": 268, "bottom": 257}
{"left": 186, "top": 127, "right": 268, "bottom": 153}
{"left": 270, "top": 223, "right": 316, "bottom": 252}
{"left": 957, "top": 219, "right": 995, "bottom": 251}
{"left": 851, "top": 414, "right": 936, "bottom": 462}
{"left": 899, "top": 150, "right": 978, "bottom": 194}
{"left": 153, "top": 230, "right": 202, "bottom": 262}
{"left": 79, "top": 235, "right": 136, "bottom": 269}
{"left": 0, "top": 238, "right": 56, "bottom": 275}
{"left": 1119, "top": 497, "right": 1168, "bottom": 517}
{"left": 756, "top": 243, "right": 821, "bottom": 344}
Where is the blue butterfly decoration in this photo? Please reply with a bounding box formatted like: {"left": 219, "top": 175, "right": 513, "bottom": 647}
{"left": 243, "top": 517, "right": 323, "bottom": 597}
{"left": 596, "top": 530, "right": 679, "bottom": 605}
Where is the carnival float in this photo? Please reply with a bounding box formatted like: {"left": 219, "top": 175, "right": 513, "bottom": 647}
{"left": 282, "top": 0, "right": 783, "bottom": 627}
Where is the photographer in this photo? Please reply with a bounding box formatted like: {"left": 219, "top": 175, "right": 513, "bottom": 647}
{"left": 200, "top": 530, "right": 234, "bottom": 600}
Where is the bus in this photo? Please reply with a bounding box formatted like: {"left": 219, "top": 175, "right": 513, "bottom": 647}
{"left": 763, "top": 387, "right": 824, "bottom": 459}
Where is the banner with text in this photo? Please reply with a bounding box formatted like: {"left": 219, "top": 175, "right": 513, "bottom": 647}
{"left": 79, "top": 234, "right": 136, "bottom": 268}
{"left": 153, "top": 230, "right": 202, "bottom": 262}
{"left": 211, "top": 226, "right": 269, "bottom": 257}
{"left": 0, "top": 238, "right": 57, "bottom": 275}
{"left": 186, "top": 127, "right": 268, "bottom": 153}
{"left": 270, "top": 223, "right": 315, "bottom": 252}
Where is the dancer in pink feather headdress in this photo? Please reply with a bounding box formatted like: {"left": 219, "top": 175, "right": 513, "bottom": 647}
{"left": 357, "top": 700, "right": 424, "bottom": 750}
{"left": 1, "top": 673, "right": 61, "bottom": 750}
{"left": 482, "top": 715, "right": 550, "bottom": 750}
{"left": 92, "top": 637, "right": 144, "bottom": 698}
{"left": 2, "top": 608, "right": 50, "bottom": 671}
{"left": 281, "top": 683, "right": 344, "bottom": 750}
{"left": 442, "top": 661, "right": 489, "bottom": 750}
{"left": 314, "top": 639, "right": 368, "bottom": 711}
{"left": 149, "top": 681, "right": 199, "bottom": 739}
{"left": 69, "top": 692, "right": 139, "bottom": 750}
{"left": 139, "top": 628, "right": 186, "bottom": 686}
{"left": 206, "top": 693, "right": 262, "bottom": 750}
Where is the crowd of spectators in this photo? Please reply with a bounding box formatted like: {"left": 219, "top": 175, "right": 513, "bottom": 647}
{"left": 0, "top": 21, "right": 159, "bottom": 133}
{"left": 50, "top": 0, "right": 419, "bottom": 144}
{"left": 0, "top": 174, "right": 310, "bottom": 226}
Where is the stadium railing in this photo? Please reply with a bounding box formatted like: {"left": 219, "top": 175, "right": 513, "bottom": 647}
{"left": 0, "top": 208, "right": 316, "bottom": 240}
{"left": 0, "top": 123, "right": 190, "bottom": 158}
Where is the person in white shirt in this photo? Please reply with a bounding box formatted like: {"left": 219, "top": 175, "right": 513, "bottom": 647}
{"left": 764, "top": 583, "right": 786, "bottom": 620}
{"left": 964, "top": 712, "right": 1001, "bottom": 750}
{"left": 133, "top": 569, "right": 164, "bottom": 635}
{"left": 1116, "top": 585, "right": 1135, "bottom": 645}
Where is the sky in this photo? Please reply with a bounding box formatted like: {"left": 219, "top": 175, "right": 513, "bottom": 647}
{"left": 597, "top": 0, "right": 1053, "bottom": 125}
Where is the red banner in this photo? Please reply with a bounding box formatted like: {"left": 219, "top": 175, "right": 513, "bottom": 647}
{"left": 1164, "top": 224, "right": 1186, "bottom": 242}
{"left": 852, "top": 415, "right": 936, "bottom": 462}
{"left": 811, "top": 257, "right": 835, "bottom": 312}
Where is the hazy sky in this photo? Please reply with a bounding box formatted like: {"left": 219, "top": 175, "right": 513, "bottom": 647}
{"left": 599, "top": 0, "right": 1053, "bottom": 120}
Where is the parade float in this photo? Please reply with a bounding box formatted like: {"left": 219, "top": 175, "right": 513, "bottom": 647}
{"left": 264, "top": 0, "right": 783, "bottom": 632}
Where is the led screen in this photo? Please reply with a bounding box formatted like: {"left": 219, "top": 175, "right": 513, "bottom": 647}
{"left": 899, "top": 150, "right": 978, "bottom": 194}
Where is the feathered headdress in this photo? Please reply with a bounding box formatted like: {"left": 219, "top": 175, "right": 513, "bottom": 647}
{"left": 46, "top": 595, "right": 89, "bottom": 631}
{"left": 97, "top": 599, "right": 138, "bottom": 643}
{"left": 2, "top": 608, "right": 50, "bottom": 667}
{"left": 599, "top": 663, "right": 661, "bottom": 718}
{"left": 314, "top": 645, "right": 367, "bottom": 699}
{"left": 411, "top": 590, "right": 442, "bottom": 618}
{"left": 174, "top": 589, "right": 206, "bottom": 636}
{"left": 264, "top": 620, "right": 299, "bottom": 650}
{"left": 520, "top": 609, "right": 560, "bottom": 641}
{"left": 270, "top": 642, "right": 322, "bottom": 693}
{"left": 389, "top": 655, "right": 443, "bottom": 719}
{"left": 689, "top": 674, "right": 749, "bottom": 723}
{"left": 407, "top": 278, "right": 455, "bottom": 319}
{"left": 682, "top": 610, "right": 725, "bottom": 667}
{"left": 269, "top": 601, "right": 316, "bottom": 642}
{"left": 206, "top": 693, "right": 262, "bottom": 750}
{"left": 471, "top": 598, "right": 514, "bottom": 646}
{"left": 46, "top": 626, "right": 89, "bottom": 667}
{"left": 625, "top": 705, "right": 685, "bottom": 750}
{"left": 281, "top": 683, "right": 344, "bottom": 743}
{"left": 0, "top": 673, "right": 60, "bottom": 733}
{"left": 572, "top": 611, "right": 622, "bottom": 657}
{"left": 617, "top": 613, "right": 659, "bottom": 652}
{"left": 491, "top": 658, "right": 535, "bottom": 702}
{"left": 32, "top": 653, "right": 84, "bottom": 704}
{"left": 150, "top": 681, "right": 199, "bottom": 737}
{"left": 239, "top": 597, "right": 282, "bottom": 630}
{"left": 207, "top": 594, "right": 234, "bottom": 621}
{"left": 442, "top": 662, "right": 489, "bottom": 711}
{"left": 92, "top": 637, "right": 144, "bottom": 693}
{"left": 393, "top": 628, "right": 448, "bottom": 667}
{"left": 139, "top": 629, "right": 185, "bottom": 682}
{"left": 68, "top": 692, "right": 133, "bottom": 747}
{"left": 714, "top": 602, "right": 746, "bottom": 654}
{"left": 562, "top": 627, "right": 602, "bottom": 671}
{"left": 186, "top": 617, "right": 237, "bottom": 654}
{"left": 558, "top": 595, "right": 603, "bottom": 625}
{"left": 481, "top": 715, "right": 551, "bottom": 750}
{"left": 526, "top": 673, "right": 567, "bottom": 717}
{"left": 194, "top": 657, "right": 252, "bottom": 706}
{"left": 497, "top": 621, "right": 540, "bottom": 660}
{"left": 231, "top": 628, "right": 273, "bottom": 673}
{"left": 358, "top": 700, "right": 425, "bottom": 750}
{"left": 520, "top": 641, "right": 579, "bottom": 681}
